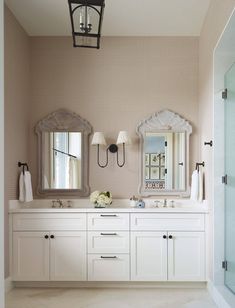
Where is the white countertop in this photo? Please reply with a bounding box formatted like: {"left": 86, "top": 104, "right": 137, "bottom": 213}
{"left": 9, "top": 199, "right": 209, "bottom": 214}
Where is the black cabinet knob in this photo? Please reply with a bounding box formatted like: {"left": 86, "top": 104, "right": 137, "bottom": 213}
{"left": 163, "top": 235, "right": 167, "bottom": 239}
{"left": 169, "top": 235, "right": 173, "bottom": 239}
{"left": 44, "top": 235, "right": 49, "bottom": 239}
{"left": 50, "top": 235, "right": 55, "bottom": 239}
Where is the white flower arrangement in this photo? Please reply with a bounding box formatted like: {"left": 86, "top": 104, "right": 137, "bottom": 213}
{"left": 90, "top": 190, "right": 112, "bottom": 207}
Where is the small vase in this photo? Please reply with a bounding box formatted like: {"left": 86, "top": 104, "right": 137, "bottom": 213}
{"left": 94, "top": 203, "right": 106, "bottom": 208}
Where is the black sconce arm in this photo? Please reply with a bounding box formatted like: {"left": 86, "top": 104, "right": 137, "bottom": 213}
{"left": 97, "top": 144, "right": 108, "bottom": 168}
{"left": 96, "top": 143, "right": 126, "bottom": 168}
{"left": 116, "top": 143, "right": 125, "bottom": 168}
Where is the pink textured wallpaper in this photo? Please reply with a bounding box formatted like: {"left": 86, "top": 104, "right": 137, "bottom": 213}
{"left": 4, "top": 6, "right": 30, "bottom": 277}
{"left": 29, "top": 36, "right": 199, "bottom": 198}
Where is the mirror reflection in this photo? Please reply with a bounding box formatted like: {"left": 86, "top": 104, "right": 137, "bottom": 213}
{"left": 42, "top": 132, "right": 82, "bottom": 189}
{"left": 137, "top": 110, "right": 192, "bottom": 196}
{"left": 144, "top": 132, "right": 186, "bottom": 191}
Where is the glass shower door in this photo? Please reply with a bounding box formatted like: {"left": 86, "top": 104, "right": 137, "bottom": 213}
{"left": 224, "top": 63, "right": 235, "bottom": 294}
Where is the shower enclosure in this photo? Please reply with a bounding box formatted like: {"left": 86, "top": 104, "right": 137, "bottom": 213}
{"left": 224, "top": 63, "right": 235, "bottom": 294}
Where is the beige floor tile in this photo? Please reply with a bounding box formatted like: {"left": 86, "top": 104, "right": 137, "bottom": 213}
{"left": 5, "top": 288, "right": 217, "bottom": 308}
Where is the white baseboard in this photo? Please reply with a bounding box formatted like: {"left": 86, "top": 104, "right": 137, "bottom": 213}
{"left": 207, "top": 280, "right": 235, "bottom": 308}
{"left": 5, "top": 277, "right": 13, "bottom": 293}
{"left": 13, "top": 281, "right": 206, "bottom": 289}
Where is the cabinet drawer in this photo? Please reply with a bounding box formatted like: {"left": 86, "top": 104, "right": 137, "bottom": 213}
{"left": 88, "top": 231, "right": 129, "bottom": 253}
{"left": 88, "top": 254, "right": 130, "bottom": 281}
{"left": 88, "top": 213, "right": 129, "bottom": 231}
{"left": 13, "top": 213, "right": 86, "bottom": 231}
{"left": 131, "top": 213, "right": 205, "bottom": 231}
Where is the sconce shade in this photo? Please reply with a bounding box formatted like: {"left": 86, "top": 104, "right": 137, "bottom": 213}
{"left": 116, "top": 131, "right": 131, "bottom": 145}
{"left": 91, "top": 132, "right": 107, "bottom": 145}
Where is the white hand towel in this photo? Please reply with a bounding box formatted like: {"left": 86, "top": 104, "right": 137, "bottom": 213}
{"left": 24, "top": 171, "right": 33, "bottom": 202}
{"left": 190, "top": 170, "right": 199, "bottom": 201}
{"left": 19, "top": 172, "right": 25, "bottom": 202}
{"left": 198, "top": 170, "right": 203, "bottom": 203}
{"left": 19, "top": 171, "right": 33, "bottom": 202}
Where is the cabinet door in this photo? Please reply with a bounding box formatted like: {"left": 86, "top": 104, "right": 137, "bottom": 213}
{"left": 168, "top": 232, "right": 205, "bottom": 281}
{"left": 13, "top": 232, "right": 49, "bottom": 281}
{"left": 131, "top": 232, "right": 167, "bottom": 281}
{"left": 50, "top": 231, "right": 87, "bottom": 281}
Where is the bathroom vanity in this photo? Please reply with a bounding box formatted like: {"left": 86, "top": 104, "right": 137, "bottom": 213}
{"left": 9, "top": 200, "right": 208, "bottom": 284}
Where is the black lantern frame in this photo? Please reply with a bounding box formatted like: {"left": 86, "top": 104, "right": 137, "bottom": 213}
{"left": 68, "top": 0, "right": 105, "bottom": 49}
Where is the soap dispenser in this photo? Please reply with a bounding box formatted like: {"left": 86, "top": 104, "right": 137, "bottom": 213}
{"left": 136, "top": 199, "right": 145, "bottom": 208}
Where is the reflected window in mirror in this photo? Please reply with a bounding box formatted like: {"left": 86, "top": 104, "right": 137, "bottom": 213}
{"left": 42, "top": 132, "right": 82, "bottom": 190}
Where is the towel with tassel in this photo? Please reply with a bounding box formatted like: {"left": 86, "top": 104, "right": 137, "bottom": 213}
{"left": 19, "top": 171, "right": 33, "bottom": 202}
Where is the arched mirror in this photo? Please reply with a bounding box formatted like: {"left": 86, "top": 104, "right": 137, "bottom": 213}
{"left": 35, "top": 109, "right": 92, "bottom": 197}
{"left": 137, "top": 109, "right": 192, "bottom": 196}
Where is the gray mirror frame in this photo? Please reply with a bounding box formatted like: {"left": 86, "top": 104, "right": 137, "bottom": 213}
{"left": 136, "top": 109, "right": 192, "bottom": 197}
{"left": 35, "top": 109, "right": 92, "bottom": 197}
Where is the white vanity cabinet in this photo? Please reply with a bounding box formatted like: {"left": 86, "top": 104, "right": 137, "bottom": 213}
{"left": 130, "top": 213, "right": 205, "bottom": 281}
{"left": 10, "top": 208, "right": 207, "bottom": 283}
{"left": 12, "top": 213, "right": 87, "bottom": 281}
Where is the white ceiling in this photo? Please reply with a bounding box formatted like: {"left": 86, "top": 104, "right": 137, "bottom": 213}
{"left": 5, "top": 0, "right": 211, "bottom": 36}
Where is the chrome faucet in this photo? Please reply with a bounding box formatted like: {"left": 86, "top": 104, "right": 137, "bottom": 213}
{"left": 163, "top": 199, "right": 167, "bottom": 207}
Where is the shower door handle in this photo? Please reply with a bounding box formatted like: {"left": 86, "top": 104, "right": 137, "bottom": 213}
{"left": 222, "top": 175, "right": 228, "bottom": 185}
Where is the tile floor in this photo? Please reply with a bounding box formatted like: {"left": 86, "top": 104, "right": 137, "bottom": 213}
{"left": 5, "top": 287, "right": 217, "bottom": 308}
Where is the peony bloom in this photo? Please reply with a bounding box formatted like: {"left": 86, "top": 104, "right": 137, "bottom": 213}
{"left": 90, "top": 190, "right": 100, "bottom": 204}
{"left": 90, "top": 191, "right": 112, "bottom": 205}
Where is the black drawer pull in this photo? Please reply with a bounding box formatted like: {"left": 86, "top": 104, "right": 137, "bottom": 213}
{"left": 100, "top": 214, "right": 118, "bottom": 217}
{"left": 101, "top": 256, "right": 117, "bottom": 259}
{"left": 163, "top": 235, "right": 167, "bottom": 239}
{"left": 101, "top": 233, "right": 117, "bottom": 236}
{"left": 44, "top": 235, "right": 49, "bottom": 239}
{"left": 50, "top": 235, "right": 55, "bottom": 239}
{"left": 169, "top": 235, "right": 173, "bottom": 239}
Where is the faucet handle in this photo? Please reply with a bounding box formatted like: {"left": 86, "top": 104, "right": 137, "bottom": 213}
{"left": 154, "top": 200, "right": 160, "bottom": 208}
{"left": 67, "top": 200, "right": 72, "bottom": 208}
{"left": 163, "top": 198, "right": 167, "bottom": 207}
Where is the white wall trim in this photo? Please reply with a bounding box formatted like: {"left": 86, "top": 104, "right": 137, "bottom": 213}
{"left": 14, "top": 281, "right": 207, "bottom": 289}
{"left": 0, "top": 0, "right": 4, "bottom": 306}
{"left": 5, "top": 277, "right": 13, "bottom": 293}
{"left": 207, "top": 280, "right": 235, "bottom": 308}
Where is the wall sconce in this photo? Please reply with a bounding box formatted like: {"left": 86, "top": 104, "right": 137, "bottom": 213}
{"left": 91, "top": 131, "right": 131, "bottom": 168}
{"left": 68, "top": 0, "right": 105, "bottom": 49}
